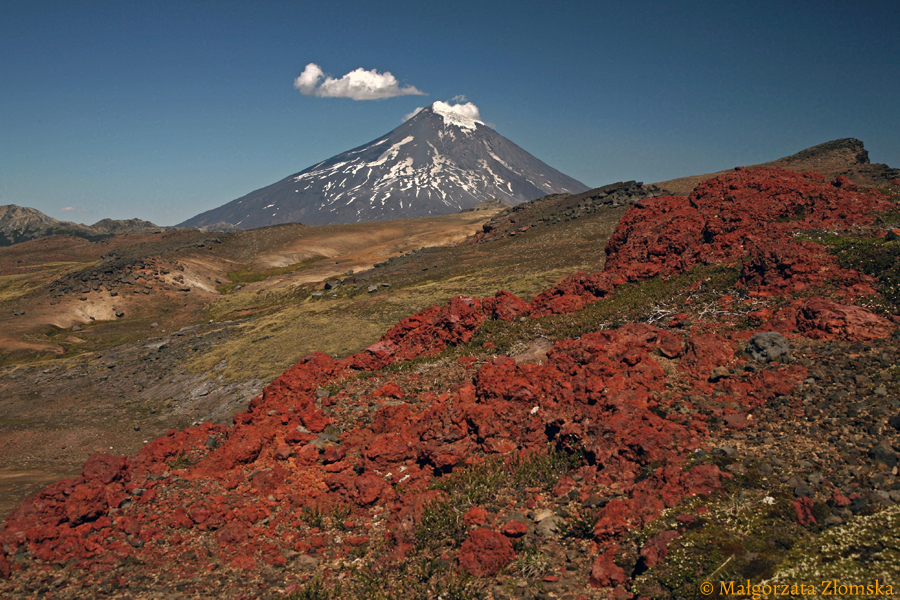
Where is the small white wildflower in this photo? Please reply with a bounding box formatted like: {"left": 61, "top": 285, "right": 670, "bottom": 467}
{"left": 761, "top": 496, "right": 775, "bottom": 505}
{"left": 530, "top": 406, "right": 539, "bottom": 415}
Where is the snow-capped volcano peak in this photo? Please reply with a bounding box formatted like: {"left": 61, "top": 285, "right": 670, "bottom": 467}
{"left": 180, "top": 104, "right": 589, "bottom": 229}
{"left": 429, "top": 101, "right": 482, "bottom": 130}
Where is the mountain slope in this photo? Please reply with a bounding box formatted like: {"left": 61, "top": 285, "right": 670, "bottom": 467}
{"left": 179, "top": 102, "right": 589, "bottom": 229}
{"left": 654, "top": 137, "right": 900, "bottom": 195}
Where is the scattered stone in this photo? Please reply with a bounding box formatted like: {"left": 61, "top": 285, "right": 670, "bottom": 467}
{"left": 709, "top": 365, "right": 730, "bottom": 382}
{"left": 295, "top": 555, "right": 319, "bottom": 571}
{"left": 869, "top": 442, "right": 899, "bottom": 467}
{"left": 746, "top": 332, "right": 791, "bottom": 364}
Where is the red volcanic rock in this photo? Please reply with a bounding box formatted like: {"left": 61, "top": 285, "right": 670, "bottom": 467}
{"left": 678, "top": 333, "right": 735, "bottom": 379}
{"left": 793, "top": 297, "right": 893, "bottom": 341}
{"left": 372, "top": 402, "right": 413, "bottom": 434}
{"left": 553, "top": 475, "right": 576, "bottom": 497}
{"left": 724, "top": 413, "right": 749, "bottom": 430}
{"left": 482, "top": 290, "right": 531, "bottom": 321}
{"left": 82, "top": 453, "right": 128, "bottom": 485}
{"left": 463, "top": 506, "right": 489, "bottom": 528}
{"left": 830, "top": 489, "right": 852, "bottom": 508}
{"left": 602, "top": 167, "right": 890, "bottom": 287}
{"left": 215, "top": 521, "right": 248, "bottom": 547}
{"left": 832, "top": 175, "right": 858, "bottom": 191}
{"left": 458, "top": 528, "right": 515, "bottom": 576}
{"left": 604, "top": 195, "right": 705, "bottom": 281}
{"left": 372, "top": 382, "right": 405, "bottom": 399}
{"left": 353, "top": 295, "right": 486, "bottom": 369}
{"left": 65, "top": 483, "right": 108, "bottom": 525}
{"left": 739, "top": 239, "right": 875, "bottom": 297}
{"left": 590, "top": 547, "right": 626, "bottom": 588}
{"left": 530, "top": 271, "right": 617, "bottom": 316}
{"left": 500, "top": 520, "right": 528, "bottom": 538}
{"left": 250, "top": 466, "right": 288, "bottom": 494}
{"left": 322, "top": 445, "right": 346, "bottom": 464}
{"left": 793, "top": 497, "right": 817, "bottom": 526}
{"left": 353, "top": 340, "right": 399, "bottom": 371}
{"left": 364, "top": 432, "right": 417, "bottom": 470}
{"left": 528, "top": 168, "right": 890, "bottom": 320}
{"left": 640, "top": 530, "right": 680, "bottom": 568}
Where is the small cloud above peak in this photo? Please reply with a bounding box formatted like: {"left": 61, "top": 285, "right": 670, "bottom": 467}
{"left": 403, "top": 100, "right": 483, "bottom": 128}
{"left": 431, "top": 100, "right": 482, "bottom": 129}
{"left": 433, "top": 100, "right": 480, "bottom": 121}
{"left": 294, "top": 63, "right": 426, "bottom": 100}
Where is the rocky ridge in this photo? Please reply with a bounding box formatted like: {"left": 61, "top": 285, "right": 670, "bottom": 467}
{"left": 45, "top": 235, "right": 224, "bottom": 306}
{"left": 470, "top": 181, "right": 668, "bottom": 244}
{"left": 655, "top": 138, "right": 900, "bottom": 196}
{"left": 1, "top": 168, "right": 899, "bottom": 598}
{"left": 0, "top": 205, "right": 170, "bottom": 248}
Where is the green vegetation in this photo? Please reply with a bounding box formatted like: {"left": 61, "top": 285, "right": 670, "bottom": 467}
{"left": 428, "top": 447, "right": 582, "bottom": 511}
{"left": 557, "top": 509, "right": 600, "bottom": 540}
{"left": 512, "top": 549, "right": 554, "bottom": 579}
{"left": 766, "top": 504, "right": 900, "bottom": 582}
{"left": 633, "top": 489, "right": 812, "bottom": 599}
{"left": 415, "top": 499, "right": 466, "bottom": 551}
{"left": 285, "top": 560, "right": 478, "bottom": 600}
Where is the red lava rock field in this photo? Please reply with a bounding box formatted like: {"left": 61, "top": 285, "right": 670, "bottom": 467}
{"left": 2, "top": 167, "right": 900, "bottom": 599}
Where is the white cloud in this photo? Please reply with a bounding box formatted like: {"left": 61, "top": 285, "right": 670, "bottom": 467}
{"left": 294, "top": 63, "right": 426, "bottom": 100}
{"left": 61, "top": 206, "right": 84, "bottom": 212}
{"left": 432, "top": 100, "right": 481, "bottom": 121}
{"left": 404, "top": 100, "right": 482, "bottom": 125}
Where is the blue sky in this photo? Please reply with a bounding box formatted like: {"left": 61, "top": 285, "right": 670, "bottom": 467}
{"left": 2, "top": 0, "right": 898, "bottom": 226}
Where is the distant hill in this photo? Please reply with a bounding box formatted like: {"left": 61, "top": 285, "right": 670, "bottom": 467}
{"left": 0, "top": 205, "right": 167, "bottom": 247}
{"left": 654, "top": 138, "right": 900, "bottom": 195}
{"left": 179, "top": 101, "right": 590, "bottom": 229}
{"left": 90, "top": 218, "right": 167, "bottom": 235}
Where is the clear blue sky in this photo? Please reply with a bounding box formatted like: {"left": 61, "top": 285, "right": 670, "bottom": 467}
{"left": 2, "top": 0, "right": 898, "bottom": 226}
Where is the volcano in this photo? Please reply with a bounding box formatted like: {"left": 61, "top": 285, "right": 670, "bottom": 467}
{"left": 179, "top": 102, "right": 589, "bottom": 229}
